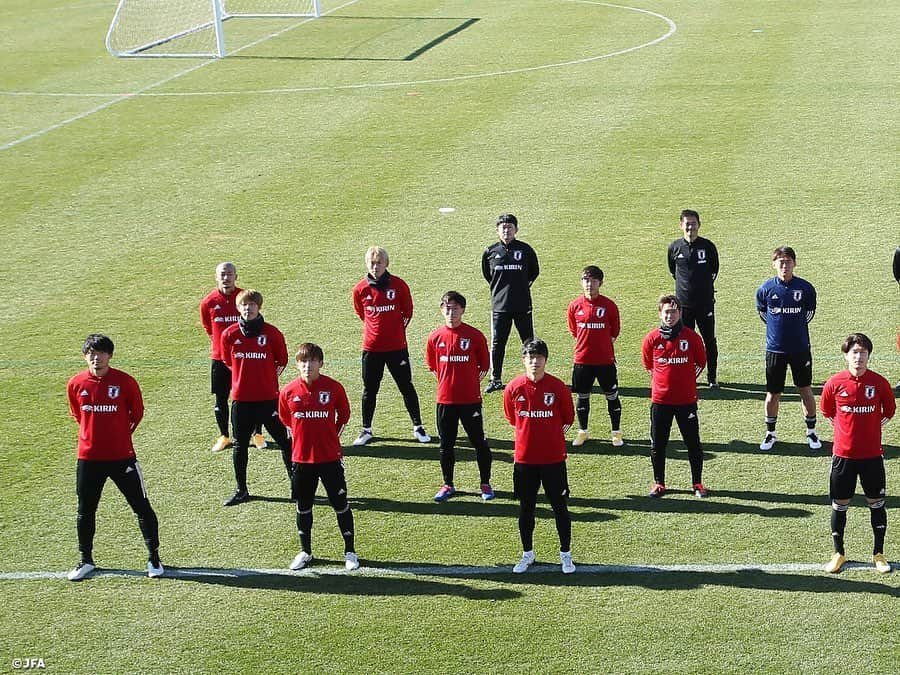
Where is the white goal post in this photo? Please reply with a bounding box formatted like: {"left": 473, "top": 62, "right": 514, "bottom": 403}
{"left": 106, "top": 0, "right": 321, "bottom": 58}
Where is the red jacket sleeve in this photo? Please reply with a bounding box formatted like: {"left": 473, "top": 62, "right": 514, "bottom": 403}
{"left": 819, "top": 380, "right": 835, "bottom": 420}
{"left": 641, "top": 333, "right": 653, "bottom": 372}
{"left": 881, "top": 379, "right": 897, "bottom": 421}
{"left": 352, "top": 284, "right": 364, "bottom": 321}
{"left": 609, "top": 302, "right": 621, "bottom": 341}
{"left": 277, "top": 385, "right": 291, "bottom": 428}
{"left": 127, "top": 376, "right": 144, "bottom": 431}
{"left": 67, "top": 379, "right": 81, "bottom": 424}
{"left": 424, "top": 333, "right": 436, "bottom": 373}
{"left": 335, "top": 382, "right": 351, "bottom": 430}
{"left": 200, "top": 298, "right": 213, "bottom": 338}
{"left": 400, "top": 280, "right": 413, "bottom": 326}
{"left": 274, "top": 328, "right": 288, "bottom": 370}
{"left": 692, "top": 331, "right": 707, "bottom": 376}
{"left": 558, "top": 379, "right": 575, "bottom": 427}
{"left": 567, "top": 301, "right": 577, "bottom": 338}
{"left": 476, "top": 331, "right": 490, "bottom": 377}
{"left": 503, "top": 386, "right": 516, "bottom": 426}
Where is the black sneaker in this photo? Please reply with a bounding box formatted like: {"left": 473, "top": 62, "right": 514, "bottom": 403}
{"left": 484, "top": 380, "right": 505, "bottom": 393}
{"left": 708, "top": 380, "right": 720, "bottom": 389}
{"left": 223, "top": 489, "right": 250, "bottom": 506}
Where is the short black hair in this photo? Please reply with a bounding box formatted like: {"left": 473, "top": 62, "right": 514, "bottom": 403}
{"left": 82, "top": 334, "right": 114, "bottom": 355}
{"left": 496, "top": 213, "right": 518, "bottom": 227}
{"left": 772, "top": 246, "right": 797, "bottom": 262}
{"left": 680, "top": 209, "right": 700, "bottom": 223}
{"left": 521, "top": 338, "right": 548, "bottom": 358}
{"left": 842, "top": 333, "right": 873, "bottom": 355}
{"left": 440, "top": 290, "right": 466, "bottom": 308}
{"left": 582, "top": 265, "right": 604, "bottom": 281}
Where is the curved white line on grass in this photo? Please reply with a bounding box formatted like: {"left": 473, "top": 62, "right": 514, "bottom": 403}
{"left": 0, "top": 560, "right": 893, "bottom": 580}
{"left": 0, "top": 2, "right": 676, "bottom": 100}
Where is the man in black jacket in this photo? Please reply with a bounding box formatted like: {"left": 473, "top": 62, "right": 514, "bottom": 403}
{"left": 481, "top": 213, "right": 540, "bottom": 392}
{"left": 667, "top": 209, "right": 720, "bottom": 387}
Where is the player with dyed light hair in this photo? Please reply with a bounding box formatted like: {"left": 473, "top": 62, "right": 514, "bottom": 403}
{"left": 567, "top": 265, "right": 624, "bottom": 448}
{"left": 425, "top": 291, "right": 494, "bottom": 502}
{"left": 641, "top": 295, "right": 708, "bottom": 498}
{"left": 755, "top": 246, "right": 820, "bottom": 451}
{"left": 219, "top": 289, "right": 293, "bottom": 506}
{"left": 350, "top": 246, "right": 430, "bottom": 446}
{"left": 278, "top": 343, "right": 359, "bottom": 572}
{"left": 503, "top": 339, "right": 577, "bottom": 574}
{"left": 65, "top": 334, "right": 163, "bottom": 580}
{"left": 819, "top": 333, "right": 896, "bottom": 574}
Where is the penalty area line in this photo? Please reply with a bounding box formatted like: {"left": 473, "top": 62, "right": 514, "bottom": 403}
{"left": 1, "top": 561, "right": 893, "bottom": 581}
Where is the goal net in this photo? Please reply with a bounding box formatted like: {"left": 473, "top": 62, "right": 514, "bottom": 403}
{"left": 106, "top": 0, "right": 321, "bottom": 58}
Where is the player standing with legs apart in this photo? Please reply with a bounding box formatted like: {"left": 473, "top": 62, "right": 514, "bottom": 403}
{"left": 200, "top": 262, "right": 266, "bottom": 454}
{"left": 641, "top": 296, "right": 708, "bottom": 498}
{"left": 482, "top": 213, "right": 540, "bottom": 393}
{"left": 279, "top": 343, "right": 359, "bottom": 571}
{"left": 820, "top": 333, "right": 896, "bottom": 573}
{"left": 668, "top": 209, "right": 720, "bottom": 388}
{"left": 504, "top": 340, "right": 576, "bottom": 574}
{"left": 567, "top": 265, "right": 624, "bottom": 448}
{"left": 350, "top": 246, "right": 430, "bottom": 446}
{"left": 425, "top": 291, "right": 494, "bottom": 502}
{"left": 66, "top": 334, "right": 163, "bottom": 580}
{"left": 756, "top": 246, "right": 820, "bottom": 450}
{"left": 219, "top": 289, "right": 293, "bottom": 506}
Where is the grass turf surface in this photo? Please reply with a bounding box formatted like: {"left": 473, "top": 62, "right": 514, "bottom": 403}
{"left": 1, "top": 0, "right": 898, "bottom": 672}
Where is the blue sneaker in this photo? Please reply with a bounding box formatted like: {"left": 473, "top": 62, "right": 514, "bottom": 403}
{"left": 434, "top": 485, "right": 456, "bottom": 502}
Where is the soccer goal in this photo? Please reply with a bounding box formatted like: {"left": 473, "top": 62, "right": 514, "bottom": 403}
{"left": 106, "top": 0, "right": 321, "bottom": 58}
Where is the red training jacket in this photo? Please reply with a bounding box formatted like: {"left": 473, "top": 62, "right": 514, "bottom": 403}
{"left": 425, "top": 322, "right": 490, "bottom": 405}
{"left": 820, "top": 369, "right": 896, "bottom": 460}
{"left": 279, "top": 374, "right": 351, "bottom": 464}
{"left": 220, "top": 322, "right": 288, "bottom": 402}
{"left": 503, "top": 372, "right": 575, "bottom": 464}
{"left": 641, "top": 326, "right": 706, "bottom": 405}
{"left": 67, "top": 367, "right": 143, "bottom": 461}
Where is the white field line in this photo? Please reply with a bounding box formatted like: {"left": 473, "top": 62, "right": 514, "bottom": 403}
{"left": 0, "top": 561, "right": 894, "bottom": 581}
{"left": 0, "top": 0, "right": 362, "bottom": 152}
{"left": 0, "top": 3, "right": 675, "bottom": 101}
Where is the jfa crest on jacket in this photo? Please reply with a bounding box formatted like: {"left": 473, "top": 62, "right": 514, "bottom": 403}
{"left": 279, "top": 374, "right": 351, "bottom": 464}
{"left": 503, "top": 373, "right": 575, "bottom": 464}
{"left": 352, "top": 271, "right": 413, "bottom": 352}
{"left": 220, "top": 322, "right": 288, "bottom": 401}
{"left": 67, "top": 367, "right": 143, "bottom": 460}
{"left": 641, "top": 327, "right": 707, "bottom": 405}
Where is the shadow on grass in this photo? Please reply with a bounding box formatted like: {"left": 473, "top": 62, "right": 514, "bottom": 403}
{"left": 168, "top": 567, "right": 520, "bottom": 600}
{"left": 344, "top": 440, "right": 514, "bottom": 463}
{"left": 347, "top": 495, "right": 618, "bottom": 523}
{"left": 504, "top": 569, "right": 900, "bottom": 596}
{"left": 616, "top": 382, "right": 823, "bottom": 402}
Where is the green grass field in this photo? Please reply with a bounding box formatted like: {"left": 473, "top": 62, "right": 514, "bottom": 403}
{"left": 1, "top": 0, "right": 899, "bottom": 672}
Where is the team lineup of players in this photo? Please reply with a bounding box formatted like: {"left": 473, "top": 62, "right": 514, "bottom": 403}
{"left": 64, "top": 211, "right": 897, "bottom": 580}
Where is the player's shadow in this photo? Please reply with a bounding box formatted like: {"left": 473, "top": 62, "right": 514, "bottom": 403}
{"left": 348, "top": 495, "right": 618, "bottom": 523}
{"left": 708, "top": 490, "right": 900, "bottom": 509}
{"left": 168, "top": 567, "right": 520, "bottom": 600}
{"left": 567, "top": 494, "right": 812, "bottom": 518}
{"left": 345, "top": 439, "right": 516, "bottom": 464}
{"left": 614, "top": 383, "right": 822, "bottom": 402}
{"left": 503, "top": 569, "right": 900, "bottom": 596}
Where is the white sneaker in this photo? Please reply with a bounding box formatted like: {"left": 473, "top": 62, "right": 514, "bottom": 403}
{"left": 413, "top": 426, "right": 431, "bottom": 443}
{"left": 560, "top": 551, "right": 576, "bottom": 574}
{"left": 344, "top": 552, "right": 360, "bottom": 571}
{"left": 806, "top": 431, "right": 822, "bottom": 450}
{"left": 67, "top": 561, "right": 95, "bottom": 581}
{"left": 147, "top": 560, "right": 164, "bottom": 578}
{"left": 352, "top": 429, "right": 373, "bottom": 446}
{"left": 611, "top": 430, "right": 624, "bottom": 447}
{"left": 512, "top": 550, "right": 535, "bottom": 574}
{"left": 759, "top": 432, "right": 777, "bottom": 450}
{"left": 572, "top": 430, "right": 589, "bottom": 447}
{"left": 289, "top": 551, "right": 313, "bottom": 570}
